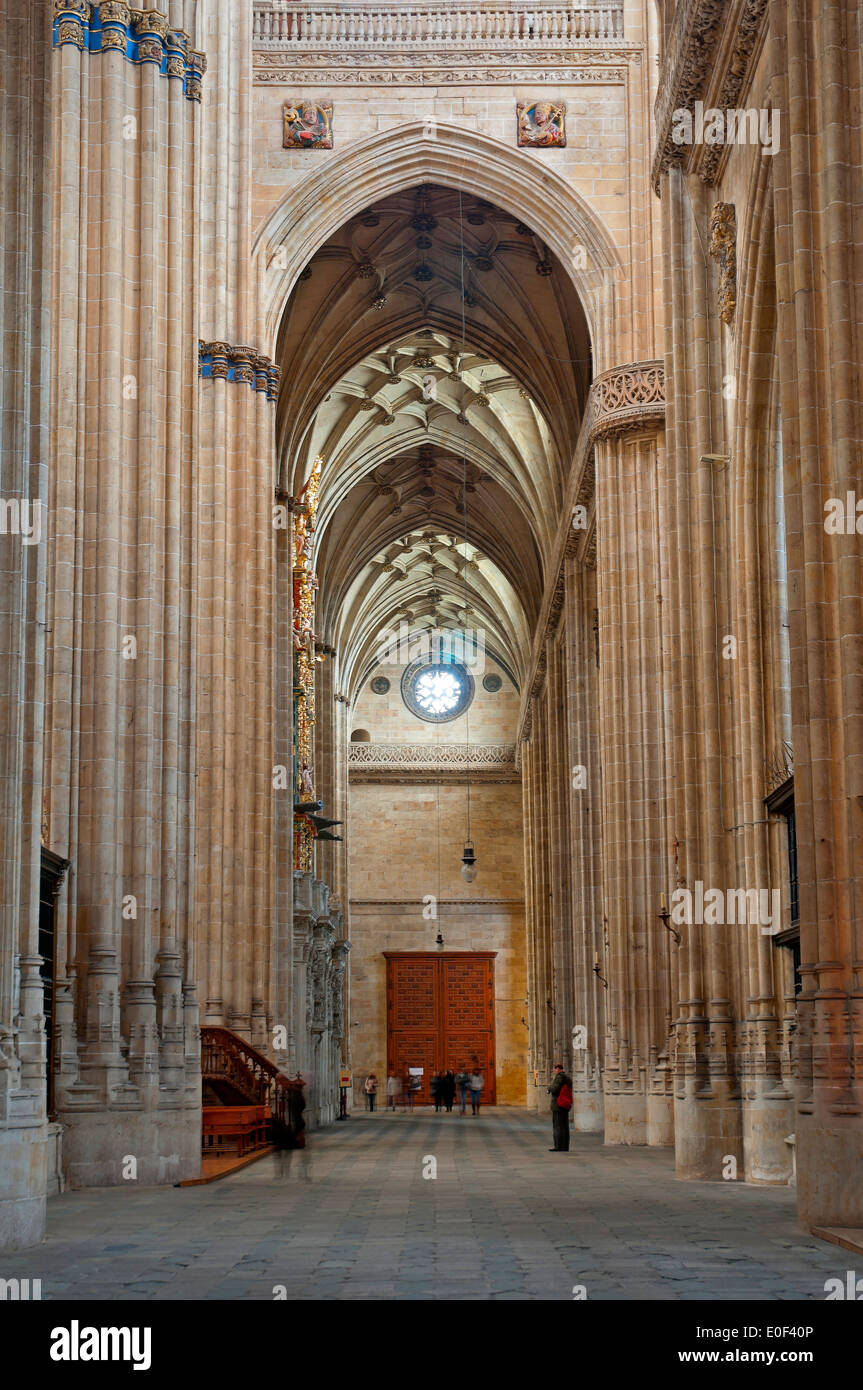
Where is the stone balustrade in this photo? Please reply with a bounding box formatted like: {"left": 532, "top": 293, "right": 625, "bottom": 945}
{"left": 252, "top": 2, "right": 624, "bottom": 46}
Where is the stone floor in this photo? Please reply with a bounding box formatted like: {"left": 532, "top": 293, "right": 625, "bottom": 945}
{"left": 2, "top": 1109, "right": 846, "bottom": 1300}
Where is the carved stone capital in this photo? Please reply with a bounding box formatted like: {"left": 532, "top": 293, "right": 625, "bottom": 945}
{"left": 199, "top": 340, "right": 280, "bottom": 400}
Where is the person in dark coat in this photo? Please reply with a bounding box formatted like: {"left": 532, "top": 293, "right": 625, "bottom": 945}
{"left": 430, "top": 1071, "right": 442, "bottom": 1111}
{"left": 441, "top": 1070, "right": 456, "bottom": 1112}
{"left": 548, "top": 1063, "right": 572, "bottom": 1151}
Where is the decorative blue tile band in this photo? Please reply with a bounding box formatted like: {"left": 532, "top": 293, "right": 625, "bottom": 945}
{"left": 199, "top": 342, "right": 281, "bottom": 402}
{"left": 53, "top": 3, "right": 206, "bottom": 102}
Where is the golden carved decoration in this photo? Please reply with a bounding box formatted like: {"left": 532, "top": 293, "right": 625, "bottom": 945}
{"left": 708, "top": 201, "right": 737, "bottom": 326}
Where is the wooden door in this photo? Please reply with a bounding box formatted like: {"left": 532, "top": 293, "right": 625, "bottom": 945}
{"left": 385, "top": 952, "right": 496, "bottom": 1105}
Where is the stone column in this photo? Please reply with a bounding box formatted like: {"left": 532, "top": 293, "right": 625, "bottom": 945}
{"left": 772, "top": 0, "right": 863, "bottom": 1228}
{"left": 659, "top": 173, "right": 744, "bottom": 1179}
{"left": 546, "top": 637, "right": 576, "bottom": 1068}
{"left": 195, "top": 0, "right": 278, "bottom": 1049}
{"left": 563, "top": 556, "right": 605, "bottom": 1132}
{"left": 520, "top": 695, "right": 554, "bottom": 1111}
{"left": 593, "top": 364, "right": 673, "bottom": 1147}
{"left": 44, "top": 0, "right": 205, "bottom": 1188}
{"left": 0, "top": 0, "right": 53, "bottom": 1250}
{"left": 273, "top": 492, "right": 294, "bottom": 1071}
{"left": 309, "top": 910, "right": 335, "bottom": 1124}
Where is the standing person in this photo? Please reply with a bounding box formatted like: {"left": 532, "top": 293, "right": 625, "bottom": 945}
{"left": 441, "top": 1070, "right": 456, "bottom": 1112}
{"left": 548, "top": 1063, "right": 572, "bottom": 1151}
{"left": 430, "top": 1071, "right": 441, "bottom": 1112}
{"left": 455, "top": 1065, "right": 469, "bottom": 1116}
{"left": 386, "top": 1073, "right": 400, "bottom": 1111}
{"left": 468, "top": 1068, "right": 484, "bottom": 1115}
{"left": 364, "top": 1072, "right": 378, "bottom": 1112}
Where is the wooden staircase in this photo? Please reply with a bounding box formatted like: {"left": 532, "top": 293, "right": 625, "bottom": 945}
{"left": 183, "top": 1027, "right": 306, "bottom": 1184}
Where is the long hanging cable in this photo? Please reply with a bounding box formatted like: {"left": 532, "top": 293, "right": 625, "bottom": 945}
{"left": 457, "top": 187, "right": 471, "bottom": 849}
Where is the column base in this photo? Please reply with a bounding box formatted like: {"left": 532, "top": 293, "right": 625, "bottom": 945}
{"left": 674, "top": 1084, "right": 743, "bottom": 1181}
{"left": 796, "top": 1114, "right": 863, "bottom": 1229}
{"left": 0, "top": 1123, "right": 51, "bottom": 1252}
{"left": 604, "top": 1091, "right": 647, "bottom": 1145}
{"left": 573, "top": 1086, "right": 604, "bottom": 1132}
{"left": 647, "top": 1092, "right": 675, "bottom": 1146}
{"left": 57, "top": 1108, "right": 201, "bottom": 1188}
{"left": 743, "top": 1087, "right": 795, "bottom": 1183}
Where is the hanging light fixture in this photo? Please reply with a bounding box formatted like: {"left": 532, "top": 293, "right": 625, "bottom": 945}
{"left": 460, "top": 838, "right": 477, "bottom": 883}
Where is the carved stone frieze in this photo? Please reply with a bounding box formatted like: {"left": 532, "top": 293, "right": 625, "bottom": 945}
{"left": 651, "top": 0, "right": 769, "bottom": 190}
{"left": 253, "top": 52, "right": 635, "bottom": 86}
{"left": 348, "top": 742, "right": 519, "bottom": 783}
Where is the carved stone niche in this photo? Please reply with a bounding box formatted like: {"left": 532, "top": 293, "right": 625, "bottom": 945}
{"left": 310, "top": 920, "right": 336, "bottom": 1031}
{"left": 293, "top": 869, "right": 316, "bottom": 916}
{"left": 708, "top": 201, "right": 737, "bottom": 326}
{"left": 330, "top": 940, "right": 351, "bottom": 1042}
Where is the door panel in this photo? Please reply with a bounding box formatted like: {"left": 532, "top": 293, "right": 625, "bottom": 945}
{"left": 385, "top": 952, "right": 496, "bottom": 1105}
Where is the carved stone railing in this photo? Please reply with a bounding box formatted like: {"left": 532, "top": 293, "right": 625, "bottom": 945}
{"left": 587, "top": 360, "right": 665, "bottom": 444}
{"left": 349, "top": 741, "right": 518, "bottom": 781}
{"left": 253, "top": 3, "right": 624, "bottom": 46}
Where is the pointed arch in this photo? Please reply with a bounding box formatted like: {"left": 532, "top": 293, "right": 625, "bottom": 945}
{"left": 253, "top": 121, "right": 624, "bottom": 372}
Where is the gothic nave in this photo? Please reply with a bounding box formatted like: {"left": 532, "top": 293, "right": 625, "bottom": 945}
{"left": 1, "top": 0, "right": 862, "bottom": 1337}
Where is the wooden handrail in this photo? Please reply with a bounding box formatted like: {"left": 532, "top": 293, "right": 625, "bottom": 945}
{"left": 201, "top": 1026, "right": 306, "bottom": 1147}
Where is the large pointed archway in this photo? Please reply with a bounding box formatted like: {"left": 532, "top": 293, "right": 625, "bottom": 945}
{"left": 253, "top": 121, "right": 624, "bottom": 370}
{"left": 274, "top": 154, "right": 603, "bottom": 1111}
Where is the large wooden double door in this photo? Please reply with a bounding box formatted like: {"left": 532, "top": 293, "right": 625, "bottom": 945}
{"left": 385, "top": 951, "right": 496, "bottom": 1105}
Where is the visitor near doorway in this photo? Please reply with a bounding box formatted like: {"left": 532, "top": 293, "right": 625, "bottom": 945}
{"left": 386, "top": 1074, "right": 400, "bottom": 1111}
{"left": 548, "top": 1063, "right": 572, "bottom": 1152}
{"left": 408, "top": 1071, "right": 421, "bottom": 1110}
{"left": 455, "top": 1066, "right": 469, "bottom": 1115}
{"left": 430, "top": 1071, "right": 442, "bottom": 1111}
{"left": 364, "top": 1072, "right": 378, "bottom": 1111}
{"left": 469, "top": 1070, "right": 484, "bottom": 1114}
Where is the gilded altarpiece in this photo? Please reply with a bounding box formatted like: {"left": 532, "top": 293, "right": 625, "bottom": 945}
{"left": 292, "top": 459, "right": 322, "bottom": 871}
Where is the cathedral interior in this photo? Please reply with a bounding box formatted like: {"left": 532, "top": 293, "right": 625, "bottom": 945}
{"left": 1, "top": 0, "right": 861, "bottom": 1320}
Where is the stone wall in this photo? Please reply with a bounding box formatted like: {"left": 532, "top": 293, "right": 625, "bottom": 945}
{"left": 348, "top": 651, "right": 526, "bottom": 1105}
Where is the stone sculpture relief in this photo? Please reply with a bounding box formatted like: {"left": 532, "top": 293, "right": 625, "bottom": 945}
{"left": 284, "top": 100, "right": 334, "bottom": 148}
{"left": 517, "top": 100, "right": 566, "bottom": 146}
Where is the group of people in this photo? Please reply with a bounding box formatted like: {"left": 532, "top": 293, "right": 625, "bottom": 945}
{"left": 362, "top": 1062, "right": 574, "bottom": 1152}
{"left": 431, "top": 1068, "right": 484, "bottom": 1115}
{"left": 362, "top": 1067, "right": 485, "bottom": 1114}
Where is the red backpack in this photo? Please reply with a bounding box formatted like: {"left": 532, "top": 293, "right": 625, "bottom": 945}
{"left": 557, "top": 1082, "right": 573, "bottom": 1111}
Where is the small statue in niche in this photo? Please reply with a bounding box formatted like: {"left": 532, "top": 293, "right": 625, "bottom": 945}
{"left": 301, "top": 762, "right": 315, "bottom": 799}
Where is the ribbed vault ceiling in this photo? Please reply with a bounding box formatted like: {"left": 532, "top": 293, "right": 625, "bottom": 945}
{"left": 276, "top": 183, "right": 592, "bottom": 694}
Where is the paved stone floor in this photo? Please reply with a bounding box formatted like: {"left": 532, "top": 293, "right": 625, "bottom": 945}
{"left": 2, "top": 1109, "right": 846, "bottom": 1300}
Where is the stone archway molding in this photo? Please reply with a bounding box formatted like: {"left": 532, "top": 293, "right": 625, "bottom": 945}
{"left": 253, "top": 121, "right": 624, "bottom": 372}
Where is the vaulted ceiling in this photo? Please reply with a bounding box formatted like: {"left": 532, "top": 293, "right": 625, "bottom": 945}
{"left": 276, "top": 183, "right": 592, "bottom": 693}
